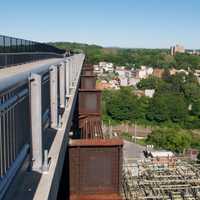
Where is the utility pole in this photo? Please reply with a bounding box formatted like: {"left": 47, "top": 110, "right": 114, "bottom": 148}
{"left": 134, "top": 123, "right": 136, "bottom": 143}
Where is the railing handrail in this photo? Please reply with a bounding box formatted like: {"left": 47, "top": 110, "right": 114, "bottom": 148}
{"left": 0, "top": 58, "right": 65, "bottom": 93}
{"left": 0, "top": 52, "right": 64, "bottom": 56}
{"left": 0, "top": 54, "right": 84, "bottom": 94}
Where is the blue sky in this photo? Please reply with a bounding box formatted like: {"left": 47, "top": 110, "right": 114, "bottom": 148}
{"left": 1, "top": 0, "right": 200, "bottom": 48}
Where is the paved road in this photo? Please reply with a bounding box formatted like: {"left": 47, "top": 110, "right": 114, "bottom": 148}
{"left": 123, "top": 140, "right": 145, "bottom": 161}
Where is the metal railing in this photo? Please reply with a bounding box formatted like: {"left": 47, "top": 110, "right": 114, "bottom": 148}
{"left": 0, "top": 83, "right": 30, "bottom": 176}
{"left": 0, "top": 53, "right": 85, "bottom": 199}
{"left": 0, "top": 35, "right": 65, "bottom": 68}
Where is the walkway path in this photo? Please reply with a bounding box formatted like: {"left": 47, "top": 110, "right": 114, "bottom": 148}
{"left": 123, "top": 140, "right": 145, "bottom": 161}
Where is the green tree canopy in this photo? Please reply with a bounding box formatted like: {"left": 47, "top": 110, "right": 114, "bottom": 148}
{"left": 147, "top": 128, "right": 192, "bottom": 153}
{"left": 105, "top": 87, "right": 139, "bottom": 121}
{"left": 137, "top": 76, "right": 163, "bottom": 90}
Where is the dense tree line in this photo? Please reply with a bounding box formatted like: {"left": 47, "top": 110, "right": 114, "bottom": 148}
{"left": 51, "top": 42, "right": 200, "bottom": 69}
{"left": 103, "top": 72, "right": 200, "bottom": 129}
{"left": 146, "top": 128, "right": 192, "bottom": 153}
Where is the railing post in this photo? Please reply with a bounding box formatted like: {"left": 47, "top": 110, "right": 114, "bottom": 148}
{"left": 71, "top": 56, "right": 75, "bottom": 84}
{"left": 69, "top": 58, "right": 73, "bottom": 90}
{"left": 74, "top": 56, "right": 76, "bottom": 80}
{"left": 74, "top": 55, "right": 77, "bottom": 78}
{"left": 75, "top": 56, "right": 78, "bottom": 77}
{"left": 65, "top": 59, "right": 70, "bottom": 98}
{"left": 59, "top": 62, "right": 66, "bottom": 108}
{"left": 50, "top": 65, "right": 58, "bottom": 129}
{"left": 29, "top": 73, "right": 43, "bottom": 172}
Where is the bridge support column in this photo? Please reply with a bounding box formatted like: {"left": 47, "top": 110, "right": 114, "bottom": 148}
{"left": 50, "top": 65, "right": 58, "bottom": 129}
{"left": 29, "top": 73, "right": 43, "bottom": 172}
{"left": 59, "top": 62, "right": 66, "bottom": 108}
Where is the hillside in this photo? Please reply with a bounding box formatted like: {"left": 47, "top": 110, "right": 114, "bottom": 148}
{"left": 50, "top": 42, "right": 200, "bottom": 70}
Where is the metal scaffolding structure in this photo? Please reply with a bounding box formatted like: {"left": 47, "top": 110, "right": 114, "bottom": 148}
{"left": 122, "top": 158, "right": 200, "bottom": 200}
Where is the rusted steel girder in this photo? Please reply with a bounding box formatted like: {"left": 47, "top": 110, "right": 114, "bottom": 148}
{"left": 68, "top": 139, "right": 123, "bottom": 200}
{"left": 67, "top": 62, "right": 123, "bottom": 200}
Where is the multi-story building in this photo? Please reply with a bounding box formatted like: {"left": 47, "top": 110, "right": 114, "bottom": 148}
{"left": 170, "top": 44, "right": 185, "bottom": 56}
{"left": 99, "top": 61, "right": 114, "bottom": 72}
{"left": 93, "top": 64, "right": 103, "bottom": 75}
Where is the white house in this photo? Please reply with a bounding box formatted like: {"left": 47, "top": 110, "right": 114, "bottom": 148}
{"left": 116, "top": 69, "right": 126, "bottom": 77}
{"left": 150, "top": 150, "right": 174, "bottom": 158}
{"left": 139, "top": 66, "right": 153, "bottom": 79}
{"left": 119, "top": 77, "right": 128, "bottom": 86}
{"left": 145, "top": 89, "right": 155, "bottom": 98}
{"left": 94, "top": 64, "right": 103, "bottom": 75}
{"left": 99, "top": 62, "right": 114, "bottom": 72}
{"left": 146, "top": 67, "right": 153, "bottom": 75}
{"left": 138, "top": 69, "right": 147, "bottom": 79}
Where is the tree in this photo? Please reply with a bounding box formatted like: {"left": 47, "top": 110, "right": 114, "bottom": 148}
{"left": 170, "top": 73, "right": 187, "bottom": 92}
{"left": 137, "top": 76, "right": 163, "bottom": 90}
{"left": 147, "top": 94, "right": 188, "bottom": 123}
{"left": 191, "top": 100, "right": 200, "bottom": 117}
{"left": 147, "top": 96, "right": 169, "bottom": 122}
{"left": 106, "top": 87, "right": 139, "bottom": 121}
{"left": 183, "top": 83, "right": 200, "bottom": 103}
{"left": 162, "top": 69, "right": 171, "bottom": 82}
{"left": 147, "top": 128, "right": 192, "bottom": 153}
{"left": 166, "top": 94, "right": 188, "bottom": 123}
{"left": 137, "top": 96, "right": 149, "bottom": 121}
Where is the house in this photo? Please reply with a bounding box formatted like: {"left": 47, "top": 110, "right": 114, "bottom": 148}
{"left": 96, "top": 82, "right": 113, "bottom": 90}
{"left": 115, "top": 69, "right": 126, "bottom": 77}
{"left": 170, "top": 68, "right": 189, "bottom": 75}
{"left": 146, "top": 67, "right": 153, "bottom": 75}
{"left": 138, "top": 66, "right": 148, "bottom": 79}
{"left": 94, "top": 64, "right": 103, "bottom": 75}
{"left": 149, "top": 150, "right": 176, "bottom": 168}
{"left": 96, "top": 80, "right": 119, "bottom": 90}
{"left": 145, "top": 89, "right": 155, "bottom": 98}
{"left": 185, "top": 148, "right": 199, "bottom": 161}
{"left": 133, "top": 66, "right": 153, "bottom": 79}
{"left": 134, "top": 90, "right": 145, "bottom": 97}
{"left": 99, "top": 62, "right": 114, "bottom": 73}
{"left": 129, "top": 78, "right": 140, "bottom": 86}
{"left": 153, "top": 68, "right": 164, "bottom": 78}
{"left": 119, "top": 77, "right": 128, "bottom": 86}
